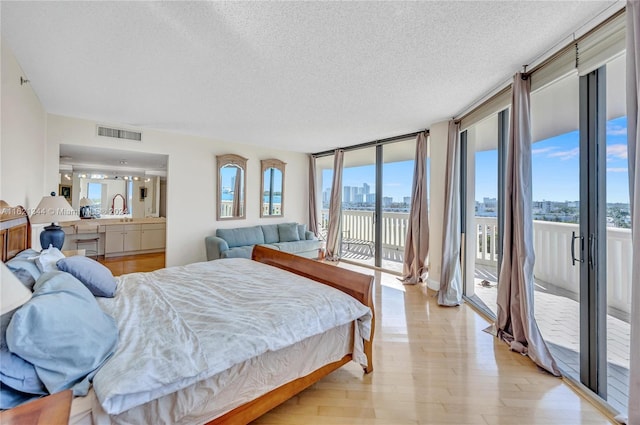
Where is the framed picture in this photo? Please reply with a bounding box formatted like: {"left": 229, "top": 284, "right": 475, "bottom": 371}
{"left": 59, "top": 184, "right": 72, "bottom": 202}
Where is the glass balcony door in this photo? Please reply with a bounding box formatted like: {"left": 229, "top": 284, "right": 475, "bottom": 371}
{"left": 342, "top": 147, "right": 378, "bottom": 268}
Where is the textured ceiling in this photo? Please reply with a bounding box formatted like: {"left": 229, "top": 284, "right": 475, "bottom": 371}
{"left": 1, "top": 1, "right": 620, "bottom": 153}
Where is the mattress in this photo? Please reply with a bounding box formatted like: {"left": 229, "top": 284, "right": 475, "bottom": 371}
{"left": 69, "top": 257, "right": 370, "bottom": 424}
{"left": 69, "top": 322, "right": 354, "bottom": 425}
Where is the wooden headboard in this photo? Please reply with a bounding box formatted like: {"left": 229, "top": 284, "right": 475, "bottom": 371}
{"left": 0, "top": 201, "right": 31, "bottom": 262}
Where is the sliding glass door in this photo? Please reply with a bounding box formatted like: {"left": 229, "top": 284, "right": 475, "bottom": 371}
{"left": 604, "top": 54, "right": 630, "bottom": 413}
{"left": 315, "top": 136, "right": 425, "bottom": 274}
{"left": 462, "top": 111, "right": 507, "bottom": 316}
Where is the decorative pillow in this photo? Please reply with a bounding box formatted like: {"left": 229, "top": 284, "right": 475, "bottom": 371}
{"left": 0, "top": 347, "right": 47, "bottom": 395}
{"left": 6, "top": 271, "right": 118, "bottom": 396}
{"left": 297, "top": 223, "right": 307, "bottom": 240}
{"left": 0, "top": 385, "right": 40, "bottom": 410}
{"left": 261, "top": 224, "right": 280, "bottom": 244}
{"left": 5, "top": 257, "right": 41, "bottom": 281}
{"left": 278, "top": 223, "right": 300, "bottom": 242}
{"left": 14, "top": 249, "right": 41, "bottom": 259}
{"left": 56, "top": 256, "right": 117, "bottom": 298}
{"left": 34, "top": 247, "right": 65, "bottom": 273}
{"left": 7, "top": 267, "right": 36, "bottom": 291}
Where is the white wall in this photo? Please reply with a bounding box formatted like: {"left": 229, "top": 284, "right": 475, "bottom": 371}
{"left": 45, "top": 114, "right": 309, "bottom": 266}
{"left": 1, "top": 40, "right": 46, "bottom": 209}
{"left": 426, "top": 120, "right": 449, "bottom": 290}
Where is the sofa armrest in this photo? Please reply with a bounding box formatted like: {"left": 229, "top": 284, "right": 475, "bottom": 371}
{"left": 305, "top": 230, "right": 317, "bottom": 240}
{"left": 205, "top": 236, "right": 229, "bottom": 260}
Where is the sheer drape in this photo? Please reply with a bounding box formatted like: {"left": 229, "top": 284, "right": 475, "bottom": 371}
{"left": 326, "top": 150, "right": 344, "bottom": 260}
{"left": 308, "top": 154, "right": 319, "bottom": 236}
{"left": 400, "top": 133, "right": 430, "bottom": 284}
{"left": 438, "top": 121, "right": 462, "bottom": 306}
{"left": 626, "top": 1, "right": 640, "bottom": 422}
{"left": 495, "top": 73, "right": 559, "bottom": 376}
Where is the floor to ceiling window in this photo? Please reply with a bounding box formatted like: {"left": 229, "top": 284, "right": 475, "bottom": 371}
{"left": 315, "top": 135, "right": 427, "bottom": 275}
{"left": 604, "top": 53, "right": 630, "bottom": 414}
{"left": 530, "top": 72, "right": 582, "bottom": 379}
{"left": 462, "top": 112, "right": 506, "bottom": 316}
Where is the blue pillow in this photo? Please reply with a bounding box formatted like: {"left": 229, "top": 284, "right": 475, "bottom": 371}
{"left": 6, "top": 271, "right": 118, "bottom": 396}
{"left": 14, "top": 249, "right": 40, "bottom": 259}
{"left": 5, "top": 257, "right": 41, "bottom": 281}
{"left": 7, "top": 266, "right": 36, "bottom": 291}
{"left": 0, "top": 385, "right": 40, "bottom": 410}
{"left": 0, "top": 347, "right": 47, "bottom": 395}
{"left": 278, "top": 223, "right": 300, "bottom": 242}
{"left": 297, "top": 224, "right": 307, "bottom": 240}
{"left": 56, "top": 256, "right": 116, "bottom": 297}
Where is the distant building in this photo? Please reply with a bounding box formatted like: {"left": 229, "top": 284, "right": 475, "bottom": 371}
{"left": 343, "top": 186, "right": 352, "bottom": 203}
{"left": 366, "top": 193, "right": 376, "bottom": 203}
{"left": 383, "top": 197, "right": 393, "bottom": 207}
{"left": 403, "top": 196, "right": 411, "bottom": 206}
{"left": 363, "top": 183, "right": 370, "bottom": 195}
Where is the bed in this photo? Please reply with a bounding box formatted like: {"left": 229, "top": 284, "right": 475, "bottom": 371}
{"left": 0, "top": 202, "right": 375, "bottom": 424}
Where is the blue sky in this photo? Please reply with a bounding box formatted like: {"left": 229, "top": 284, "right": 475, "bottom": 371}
{"left": 476, "top": 116, "right": 629, "bottom": 204}
{"left": 323, "top": 116, "right": 629, "bottom": 205}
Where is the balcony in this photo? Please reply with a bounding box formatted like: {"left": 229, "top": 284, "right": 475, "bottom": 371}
{"left": 326, "top": 209, "right": 632, "bottom": 412}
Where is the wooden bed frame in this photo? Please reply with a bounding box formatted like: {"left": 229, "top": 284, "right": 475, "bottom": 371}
{"left": 0, "top": 203, "right": 375, "bottom": 425}
{"left": 0, "top": 201, "right": 31, "bottom": 262}
{"left": 207, "top": 244, "right": 375, "bottom": 425}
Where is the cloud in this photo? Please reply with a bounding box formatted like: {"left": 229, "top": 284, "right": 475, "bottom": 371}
{"left": 547, "top": 147, "right": 579, "bottom": 161}
{"left": 607, "top": 167, "right": 628, "bottom": 173}
{"left": 607, "top": 123, "right": 627, "bottom": 136}
{"left": 532, "top": 147, "right": 556, "bottom": 155}
{"left": 607, "top": 144, "right": 627, "bottom": 161}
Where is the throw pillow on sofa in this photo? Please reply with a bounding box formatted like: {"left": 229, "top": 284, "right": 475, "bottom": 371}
{"left": 278, "top": 223, "right": 300, "bottom": 242}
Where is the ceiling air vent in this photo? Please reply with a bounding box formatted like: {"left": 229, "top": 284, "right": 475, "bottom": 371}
{"left": 97, "top": 125, "right": 142, "bottom": 142}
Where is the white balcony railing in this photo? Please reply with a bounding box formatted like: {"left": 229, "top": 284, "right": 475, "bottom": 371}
{"left": 321, "top": 209, "right": 633, "bottom": 315}
{"left": 475, "top": 217, "right": 633, "bottom": 315}
{"left": 320, "top": 209, "right": 410, "bottom": 251}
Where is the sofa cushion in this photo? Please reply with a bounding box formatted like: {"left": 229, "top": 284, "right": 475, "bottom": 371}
{"left": 217, "top": 226, "right": 265, "bottom": 248}
{"left": 297, "top": 224, "right": 307, "bottom": 240}
{"left": 221, "top": 246, "right": 255, "bottom": 259}
{"left": 278, "top": 223, "right": 300, "bottom": 242}
{"left": 272, "top": 240, "right": 320, "bottom": 254}
{"left": 261, "top": 224, "right": 280, "bottom": 244}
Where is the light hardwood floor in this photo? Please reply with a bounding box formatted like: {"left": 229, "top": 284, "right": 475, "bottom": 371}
{"left": 101, "top": 254, "right": 615, "bottom": 424}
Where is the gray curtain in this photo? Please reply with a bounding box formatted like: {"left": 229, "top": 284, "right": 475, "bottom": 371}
{"left": 326, "top": 149, "right": 344, "bottom": 260}
{"left": 495, "top": 73, "right": 559, "bottom": 376}
{"left": 626, "top": 1, "right": 640, "bottom": 422}
{"left": 308, "top": 154, "right": 319, "bottom": 236}
{"left": 400, "top": 132, "right": 430, "bottom": 284}
{"left": 438, "top": 121, "right": 463, "bottom": 306}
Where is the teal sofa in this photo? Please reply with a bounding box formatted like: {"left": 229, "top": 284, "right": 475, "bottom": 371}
{"left": 205, "top": 223, "right": 321, "bottom": 260}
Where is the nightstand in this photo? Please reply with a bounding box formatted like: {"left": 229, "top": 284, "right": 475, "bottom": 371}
{"left": 0, "top": 390, "right": 72, "bottom": 425}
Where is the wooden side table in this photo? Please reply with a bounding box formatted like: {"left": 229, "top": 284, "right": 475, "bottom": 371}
{"left": 0, "top": 390, "right": 72, "bottom": 425}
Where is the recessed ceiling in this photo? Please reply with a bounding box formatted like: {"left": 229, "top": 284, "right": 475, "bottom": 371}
{"left": 1, "top": 1, "right": 621, "bottom": 153}
{"left": 59, "top": 144, "right": 167, "bottom": 176}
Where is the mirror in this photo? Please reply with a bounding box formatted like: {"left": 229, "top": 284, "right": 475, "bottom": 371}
{"left": 260, "top": 159, "right": 285, "bottom": 218}
{"left": 59, "top": 144, "right": 168, "bottom": 219}
{"left": 217, "top": 154, "right": 247, "bottom": 220}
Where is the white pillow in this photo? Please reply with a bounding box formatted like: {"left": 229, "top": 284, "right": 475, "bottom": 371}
{"left": 34, "top": 246, "right": 65, "bottom": 272}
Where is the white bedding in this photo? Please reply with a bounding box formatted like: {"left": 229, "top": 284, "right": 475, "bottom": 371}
{"left": 71, "top": 323, "right": 353, "bottom": 425}
{"left": 92, "top": 258, "right": 372, "bottom": 418}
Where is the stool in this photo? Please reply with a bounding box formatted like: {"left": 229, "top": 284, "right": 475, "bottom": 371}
{"left": 74, "top": 224, "right": 100, "bottom": 259}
